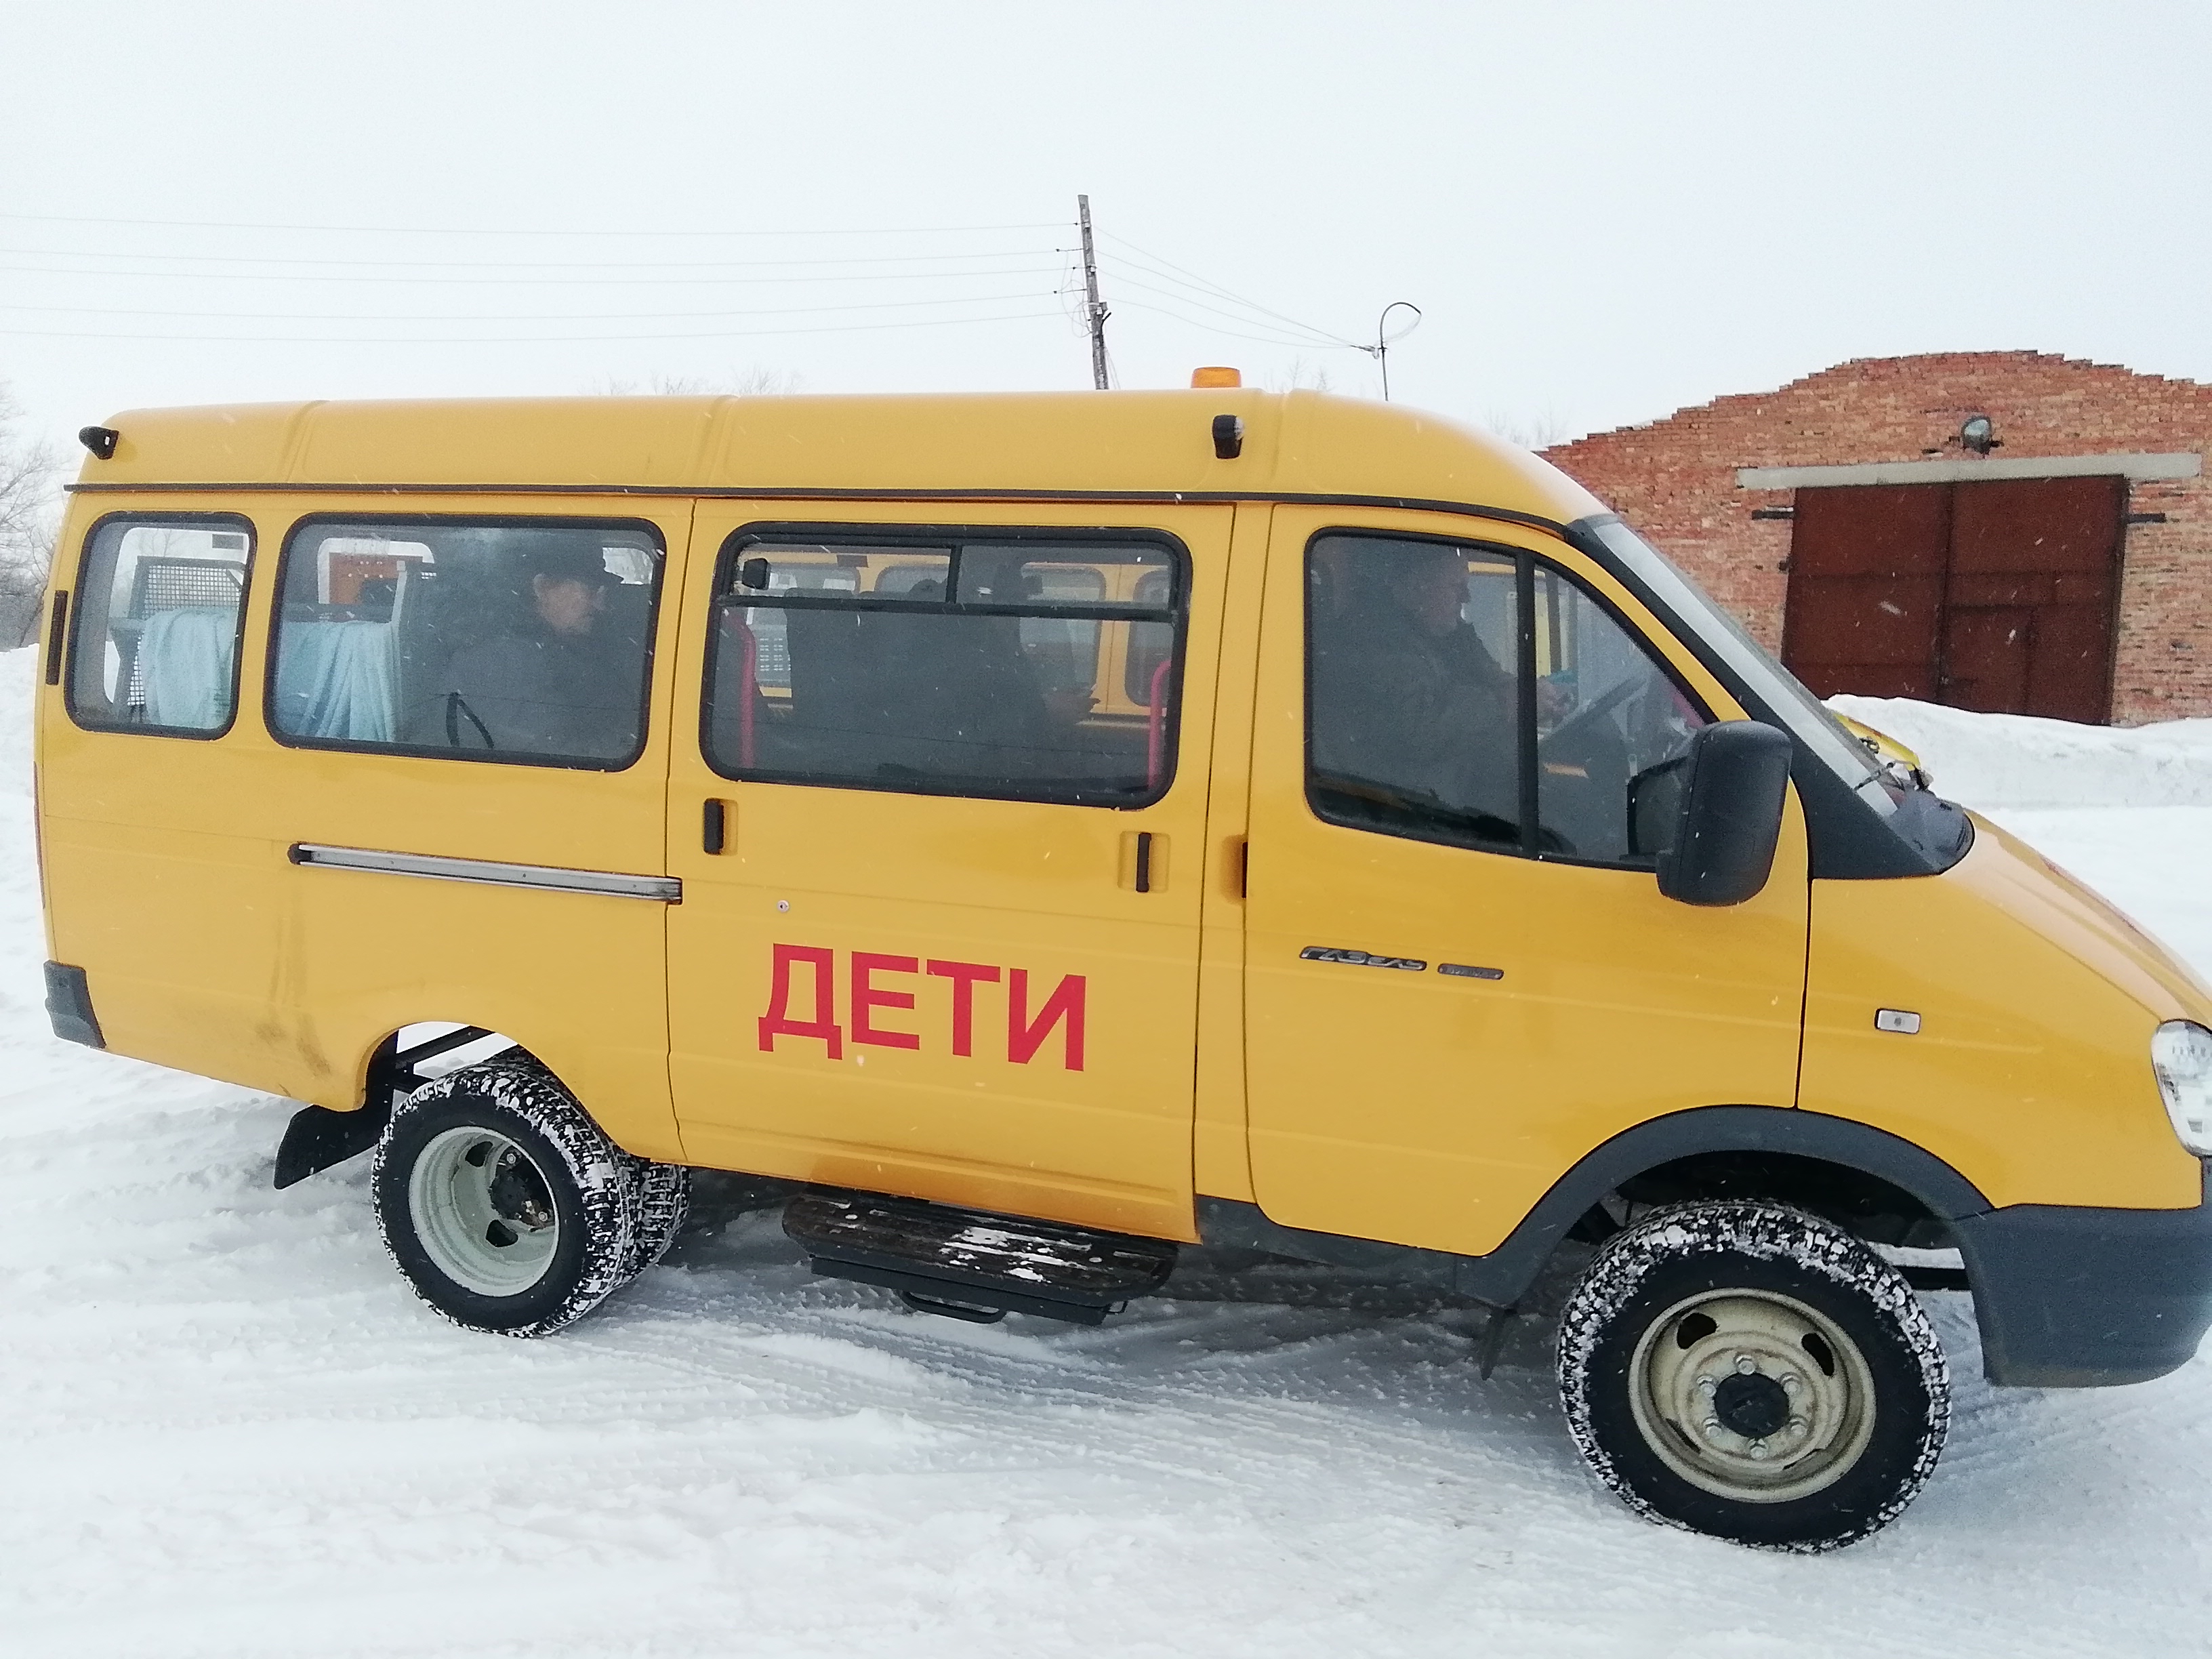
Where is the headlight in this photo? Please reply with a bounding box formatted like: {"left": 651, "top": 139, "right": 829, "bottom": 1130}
{"left": 2152, "top": 1021, "right": 2212, "bottom": 1155}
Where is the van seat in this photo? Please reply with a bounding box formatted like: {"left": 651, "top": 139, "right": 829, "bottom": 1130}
{"left": 138, "top": 606, "right": 240, "bottom": 729}
{"left": 273, "top": 620, "right": 397, "bottom": 742}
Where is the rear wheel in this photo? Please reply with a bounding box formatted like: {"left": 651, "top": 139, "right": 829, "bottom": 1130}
{"left": 625, "top": 1157, "right": 693, "bottom": 1279}
{"left": 373, "top": 1052, "right": 681, "bottom": 1337}
{"left": 1557, "top": 1202, "right": 1948, "bottom": 1551}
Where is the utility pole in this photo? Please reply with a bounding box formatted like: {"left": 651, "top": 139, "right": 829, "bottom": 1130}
{"left": 1078, "top": 194, "right": 1110, "bottom": 390}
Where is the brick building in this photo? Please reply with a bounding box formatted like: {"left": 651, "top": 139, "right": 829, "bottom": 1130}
{"left": 1543, "top": 352, "right": 2211, "bottom": 725}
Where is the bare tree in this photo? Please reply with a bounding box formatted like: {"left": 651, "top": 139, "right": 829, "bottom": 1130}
{"left": 1263, "top": 356, "right": 1338, "bottom": 394}
{"left": 1482, "top": 406, "right": 1575, "bottom": 451}
{"left": 0, "top": 384, "right": 60, "bottom": 650}
{"left": 592, "top": 367, "right": 805, "bottom": 397}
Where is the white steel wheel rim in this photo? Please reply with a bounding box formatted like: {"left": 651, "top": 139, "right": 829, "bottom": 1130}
{"left": 1626, "top": 1287, "right": 1878, "bottom": 1504}
{"left": 407, "top": 1126, "right": 562, "bottom": 1297}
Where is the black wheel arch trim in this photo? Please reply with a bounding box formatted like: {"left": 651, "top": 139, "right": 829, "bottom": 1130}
{"left": 1202, "top": 1105, "right": 1992, "bottom": 1308}
{"left": 1467, "top": 1105, "right": 1990, "bottom": 1307}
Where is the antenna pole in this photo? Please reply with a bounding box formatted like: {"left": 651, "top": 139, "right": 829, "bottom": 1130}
{"left": 1078, "top": 194, "right": 1110, "bottom": 390}
{"left": 1372, "top": 301, "right": 1422, "bottom": 402}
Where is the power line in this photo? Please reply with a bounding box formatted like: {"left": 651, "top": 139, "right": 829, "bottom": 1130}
{"left": 0, "top": 210, "right": 1067, "bottom": 239}
{"left": 0, "top": 289, "right": 1056, "bottom": 323}
{"left": 1101, "top": 268, "right": 1358, "bottom": 350}
{"left": 1, "top": 205, "right": 1391, "bottom": 374}
{"left": 1111, "top": 298, "right": 1365, "bottom": 352}
{"left": 1105, "top": 257, "right": 1360, "bottom": 352}
{"left": 0, "top": 260, "right": 1061, "bottom": 290}
{"left": 0, "top": 308, "right": 1067, "bottom": 346}
{"left": 1099, "top": 231, "right": 1361, "bottom": 348}
{"left": 1106, "top": 260, "right": 1355, "bottom": 350}
{"left": 0, "top": 246, "right": 1058, "bottom": 274}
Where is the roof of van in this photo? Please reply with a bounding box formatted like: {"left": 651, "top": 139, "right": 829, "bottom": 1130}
{"left": 71, "top": 390, "right": 1607, "bottom": 527}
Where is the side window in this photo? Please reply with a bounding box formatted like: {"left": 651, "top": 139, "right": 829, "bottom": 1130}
{"left": 67, "top": 516, "right": 252, "bottom": 736}
{"left": 267, "top": 519, "right": 662, "bottom": 769}
{"left": 1532, "top": 564, "right": 1708, "bottom": 863}
{"left": 1306, "top": 533, "right": 1706, "bottom": 866}
{"left": 703, "top": 530, "right": 1184, "bottom": 804}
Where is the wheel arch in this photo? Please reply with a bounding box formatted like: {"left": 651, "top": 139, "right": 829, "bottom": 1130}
{"left": 275, "top": 1020, "right": 541, "bottom": 1189}
{"left": 1460, "top": 1106, "right": 1991, "bottom": 1307}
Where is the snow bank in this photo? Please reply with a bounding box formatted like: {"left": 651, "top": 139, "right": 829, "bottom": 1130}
{"left": 1830, "top": 693, "right": 2212, "bottom": 811}
{"left": 0, "top": 645, "right": 35, "bottom": 798}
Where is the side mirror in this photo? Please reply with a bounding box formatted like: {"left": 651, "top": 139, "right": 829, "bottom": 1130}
{"left": 1636, "top": 720, "right": 1793, "bottom": 907}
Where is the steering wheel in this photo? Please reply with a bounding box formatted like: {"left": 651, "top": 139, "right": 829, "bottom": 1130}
{"left": 1537, "top": 676, "right": 1641, "bottom": 758}
{"left": 443, "top": 691, "right": 496, "bottom": 749}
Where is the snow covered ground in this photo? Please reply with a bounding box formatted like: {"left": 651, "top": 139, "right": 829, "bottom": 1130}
{"left": 7, "top": 655, "right": 2212, "bottom": 1658}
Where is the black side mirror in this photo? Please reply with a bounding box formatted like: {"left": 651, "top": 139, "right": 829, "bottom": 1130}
{"left": 1643, "top": 720, "right": 1793, "bottom": 906}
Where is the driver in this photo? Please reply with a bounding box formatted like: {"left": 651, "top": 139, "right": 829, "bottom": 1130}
{"left": 1314, "top": 545, "right": 1520, "bottom": 831}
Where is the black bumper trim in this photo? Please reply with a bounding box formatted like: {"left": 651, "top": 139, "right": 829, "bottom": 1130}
{"left": 43, "top": 961, "right": 104, "bottom": 1049}
{"left": 1955, "top": 1165, "right": 2212, "bottom": 1387}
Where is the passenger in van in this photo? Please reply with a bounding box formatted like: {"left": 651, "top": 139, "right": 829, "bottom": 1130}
{"left": 433, "top": 540, "right": 638, "bottom": 760}
{"left": 1314, "top": 546, "right": 1520, "bottom": 834}
{"left": 940, "top": 550, "right": 1071, "bottom": 775}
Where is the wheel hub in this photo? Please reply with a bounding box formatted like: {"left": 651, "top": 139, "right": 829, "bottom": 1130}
{"left": 1626, "top": 1290, "right": 1878, "bottom": 1503}
{"left": 1712, "top": 1370, "right": 1791, "bottom": 1440}
{"left": 485, "top": 1148, "right": 554, "bottom": 1229}
{"left": 407, "top": 1126, "right": 562, "bottom": 1298}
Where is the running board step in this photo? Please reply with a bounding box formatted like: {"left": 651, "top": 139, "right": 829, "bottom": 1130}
{"left": 783, "top": 1192, "right": 1177, "bottom": 1325}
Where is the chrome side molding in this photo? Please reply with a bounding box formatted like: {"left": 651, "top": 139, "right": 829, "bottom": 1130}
{"left": 289, "top": 842, "right": 681, "bottom": 902}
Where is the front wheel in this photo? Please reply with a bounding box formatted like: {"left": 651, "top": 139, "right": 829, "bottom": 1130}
{"left": 1557, "top": 1202, "right": 1949, "bottom": 1551}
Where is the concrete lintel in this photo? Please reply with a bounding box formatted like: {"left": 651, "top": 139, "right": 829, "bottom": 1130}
{"left": 1736, "top": 452, "right": 2203, "bottom": 490}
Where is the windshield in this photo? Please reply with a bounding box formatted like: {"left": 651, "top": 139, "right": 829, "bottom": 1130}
{"left": 1581, "top": 516, "right": 1899, "bottom": 817}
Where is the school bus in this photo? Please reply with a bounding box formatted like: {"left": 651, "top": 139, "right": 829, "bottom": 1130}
{"left": 36, "top": 385, "right": 2212, "bottom": 1551}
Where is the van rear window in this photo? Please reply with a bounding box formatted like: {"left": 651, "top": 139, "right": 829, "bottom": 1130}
{"left": 703, "top": 529, "right": 1184, "bottom": 805}
{"left": 66, "top": 515, "right": 253, "bottom": 738}
{"left": 266, "top": 518, "right": 662, "bottom": 769}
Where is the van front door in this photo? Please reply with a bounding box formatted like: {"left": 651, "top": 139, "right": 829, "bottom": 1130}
{"left": 1242, "top": 511, "right": 1809, "bottom": 1258}
{"left": 664, "top": 506, "right": 1231, "bottom": 1241}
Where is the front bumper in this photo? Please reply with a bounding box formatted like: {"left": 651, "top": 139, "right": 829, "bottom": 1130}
{"left": 1954, "top": 1164, "right": 2212, "bottom": 1387}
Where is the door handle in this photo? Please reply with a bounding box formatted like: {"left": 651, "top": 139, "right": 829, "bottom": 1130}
{"left": 703, "top": 798, "right": 731, "bottom": 855}
{"left": 1120, "top": 830, "right": 1166, "bottom": 893}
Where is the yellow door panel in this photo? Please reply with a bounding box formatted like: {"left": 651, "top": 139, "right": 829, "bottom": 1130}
{"left": 665, "top": 504, "right": 1231, "bottom": 1241}
{"left": 1242, "top": 508, "right": 1810, "bottom": 1257}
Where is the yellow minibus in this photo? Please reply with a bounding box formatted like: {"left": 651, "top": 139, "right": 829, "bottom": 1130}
{"left": 36, "top": 387, "right": 2212, "bottom": 1551}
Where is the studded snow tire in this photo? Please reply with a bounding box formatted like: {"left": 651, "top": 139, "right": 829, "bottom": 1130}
{"left": 625, "top": 1155, "right": 693, "bottom": 1280}
{"left": 1557, "top": 1201, "right": 1949, "bottom": 1552}
{"left": 373, "top": 1051, "right": 687, "bottom": 1338}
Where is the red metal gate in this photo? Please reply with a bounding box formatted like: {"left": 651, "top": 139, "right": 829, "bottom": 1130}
{"left": 1780, "top": 476, "right": 2125, "bottom": 723}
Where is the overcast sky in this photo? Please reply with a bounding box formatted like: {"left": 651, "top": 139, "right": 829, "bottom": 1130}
{"left": 5, "top": 1, "right": 2208, "bottom": 472}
